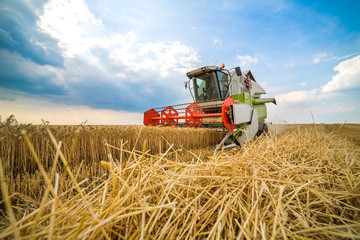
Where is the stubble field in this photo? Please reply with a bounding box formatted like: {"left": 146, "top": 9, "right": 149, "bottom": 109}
{"left": 0, "top": 122, "right": 359, "bottom": 239}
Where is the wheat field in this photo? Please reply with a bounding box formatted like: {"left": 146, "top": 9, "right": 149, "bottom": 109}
{"left": 0, "top": 120, "right": 360, "bottom": 239}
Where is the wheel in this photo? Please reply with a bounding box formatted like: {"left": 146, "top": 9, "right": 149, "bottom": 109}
{"left": 262, "top": 123, "right": 268, "bottom": 136}
{"left": 256, "top": 121, "right": 269, "bottom": 137}
{"left": 257, "top": 123, "right": 268, "bottom": 136}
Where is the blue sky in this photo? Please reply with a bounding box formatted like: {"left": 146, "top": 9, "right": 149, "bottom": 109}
{"left": 0, "top": 0, "right": 359, "bottom": 124}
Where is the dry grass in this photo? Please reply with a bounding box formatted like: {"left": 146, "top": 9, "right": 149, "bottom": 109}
{"left": 1, "top": 123, "right": 360, "bottom": 239}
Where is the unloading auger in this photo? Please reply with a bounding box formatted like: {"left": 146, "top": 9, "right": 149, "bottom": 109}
{"left": 143, "top": 64, "right": 276, "bottom": 150}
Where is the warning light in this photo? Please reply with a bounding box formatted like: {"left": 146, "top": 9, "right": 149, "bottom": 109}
{"left": 221, "top": 63, "right": 225, "bottom": 68}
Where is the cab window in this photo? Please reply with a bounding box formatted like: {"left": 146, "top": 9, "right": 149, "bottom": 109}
{"left": 216, "top": 71, "right": 229, "bottom": 98}
{"left": 193, "top": 72, "right": 220, "bottom": 101}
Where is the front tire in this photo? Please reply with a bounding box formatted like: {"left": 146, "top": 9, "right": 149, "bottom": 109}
{"left": 262, "top": 123, "right": 268, "bottom": 136}
{"left": 257, "top": 122, "right": 268, "bottom": 136}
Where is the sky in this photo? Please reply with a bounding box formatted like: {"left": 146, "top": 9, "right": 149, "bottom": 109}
{"left": 0, "top": 0, "right": 359, "bottom": 125}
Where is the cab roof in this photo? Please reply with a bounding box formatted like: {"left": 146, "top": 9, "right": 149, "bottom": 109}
{"left": 186, "top": 66, "right": 256, "bottom": 82}
{"left": 186, "top": 66, "right": 221, "bottom": 79}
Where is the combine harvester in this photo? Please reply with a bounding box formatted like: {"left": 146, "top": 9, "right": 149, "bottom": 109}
{"left": 144, "top": 64, "right": 276, "bottom": 150}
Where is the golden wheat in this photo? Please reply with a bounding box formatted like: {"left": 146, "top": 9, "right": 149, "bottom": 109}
{"left": 0, "top": 125, "right": 223, "bottom": 195}
{"left": 0, "top": 124, "right": 359, "bottom": 239}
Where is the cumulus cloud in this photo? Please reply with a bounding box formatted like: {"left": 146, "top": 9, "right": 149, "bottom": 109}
{"left": 138, "top": 41, "right": 200, "bottom": 77}
{"left": 273, "top": 54, "right": 360, "bottom": 111}
{"left": 0, "top": 49, "right": 67, "bottom": 95}
{"left": 38, "top": 0, "right": 102, "bottom": 58}
{"left": 0, "top": 0, "right": 64, "bottom": 67}
{"left": 0, "top": 0, "right": 201, "bottom": 113}
{"left": 275, "top": 89, "right": 319, "bottom": 106}
{"left": 268, "top": 56, "right": 360, "bottom": 123}
{"left": 39, "top": 0, "right": 200, "bottom": 80}
{"left": 321, "top": 55, "right": 360, "bottom": 93}
{"left": 38, "top": 0, "right": 200, "bottom": 77}
{"left": 269, "top": 55, "right": 360, "bottom": 123}
{"left": 236, "top": 55, "right": 258, "bottom": 68}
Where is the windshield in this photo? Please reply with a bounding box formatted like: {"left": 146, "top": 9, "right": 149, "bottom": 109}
{"left": 192, "top": 71, "right": 228, "bottom": 101}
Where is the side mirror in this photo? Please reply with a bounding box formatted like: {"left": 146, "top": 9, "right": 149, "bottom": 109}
{"left": 235, "top": 67, "right": 242, "bottom": 76}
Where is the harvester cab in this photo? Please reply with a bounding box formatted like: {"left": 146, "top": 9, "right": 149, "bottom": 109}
{"left": 144, "top": 64, "right": 276, "bottom": 150}
{"left": 186, "top": 66, "right": 229, "bottom": 102}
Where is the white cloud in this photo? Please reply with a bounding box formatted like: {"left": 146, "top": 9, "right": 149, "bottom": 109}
{"left": 0, "top": 96, "right": 143, "bottom": 125}
{"left": 38, "top": 0, "right": 102, "bottom": 57}
{"left": 236, "top": 55, "right": 258, "bottom": 68}
{"left": 38, "top": 0, "right": 200, "bottom": 80}
{"left": 138, "top": 41, "right": 200, "bottom": 77}
{"left": 317, "top": 91, "right": 340, "bottom": 100}
{"left": 336, "top": 53, "right": 360, "bottom": 61}
{"left": 267, "top": 81, "right": 359, "bottom": 123}
{"left": 313, "top": 52, "right": 327, "bottom": 64}
{"left": 0, "top": 49, "right": 67, "bottom": 88}
{"left": 213, "top": 38, "right": 222, "bottom": 45}
{"left": 116, "top": 73, "right": 127, "bottom": 79}
{"left": 267, "top": 58, "right": 360, "bottom": 122}
{"left": 107, "top": 31, "right": 138, "bottom": 67}
{"left": 266, "top": 101, "right": 357, "bottom": 124}
{"left": 313, "top": 52, "right": 359, "bottom": 64}
{"left": 275, "top": 89, "right": 319, "bottom": 106}
{"left": 284, "top": 62, "right": 295, "bottom": 68}
{"left": 330, "top": 103, "right": 355, "bottom": 113}
{"left": 321, "top": 55, "right": 360, "bottom": 92}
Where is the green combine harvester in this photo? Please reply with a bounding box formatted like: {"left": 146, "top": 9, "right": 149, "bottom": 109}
{"left": 144, "top": 64, "right": 276, "bottom": 150}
